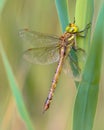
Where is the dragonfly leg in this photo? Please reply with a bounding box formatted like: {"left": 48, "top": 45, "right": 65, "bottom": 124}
{"left": 77, "top": 23, "right": 91, "bottom": 38}
{"left": 72, "top": 37, "right": 85, "bottom": 53}
{"left": 72, "top": 46, "right": 85, "bottom": 53}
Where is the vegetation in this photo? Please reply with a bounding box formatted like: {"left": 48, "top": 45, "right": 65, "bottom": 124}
{"left": 0, "top": 0, "right": 104, "bottom": 130}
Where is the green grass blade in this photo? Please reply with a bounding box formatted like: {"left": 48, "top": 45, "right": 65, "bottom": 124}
{"left": 0, "top": 0, "right": 6, "bottom": 14}
{"left": 0, "top": 42, "right": 34, "bottom": 130}
{"left": 55, "top": 0, "right": 69, "bottom": 32}
{"left": 75, "top": 0, "right": 94, "bottom": 70}
{"left": 75, "top": 0, "right": 94, "bottom": 27}
{"left": 73, "top": 4, "right": 104, "bottom": 130}
{"left": 75, "top": 0, "right": 94, "bottom": 69}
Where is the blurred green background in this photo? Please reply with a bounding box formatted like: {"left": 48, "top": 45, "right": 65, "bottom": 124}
{"left": 0, "top": 0, "right": 104, "bottom": 130}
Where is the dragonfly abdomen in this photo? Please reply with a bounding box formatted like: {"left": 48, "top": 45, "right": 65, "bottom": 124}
{"left": 43, "top": 47, "right": 67, "bottom": 112}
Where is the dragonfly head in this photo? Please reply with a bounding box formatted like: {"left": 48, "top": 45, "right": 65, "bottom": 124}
{"left": 65, "top": 23, "right": 79, "bottom": 33}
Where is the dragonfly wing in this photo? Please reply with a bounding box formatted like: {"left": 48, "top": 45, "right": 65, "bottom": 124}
{"left": 74, "top": 48, "right": 86, "bottom": 62}
{"left": 23, "top": 45, "right": 60, "bottom": 64}
{"left": 63, "top": 48, "right": 83, "bottom": 81}
{"left": 19, "top": 29, "right": 61, "bottom": 64}
{"left": 63, "top": 59, "right": 73, "bottom": 78}
{"left": 63, "top": 58, "right": 82, "bottom": 81}
{"left": 68, "top": 48, "right": 82, "bottom": 81}
{"left": 19, "top": 29, "right": 60, "bottom": 48}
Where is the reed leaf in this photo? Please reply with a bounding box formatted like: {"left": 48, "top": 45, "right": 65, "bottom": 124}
{"left": 73, "top": 4, "right": 104, "bottom": 130}
{"left": 0, "top": 42, "right": 34, "bottom": 130}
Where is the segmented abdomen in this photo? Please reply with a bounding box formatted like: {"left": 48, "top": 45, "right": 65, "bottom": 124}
{"left": 43, "top": 47, "right": 67, "bottom": 112}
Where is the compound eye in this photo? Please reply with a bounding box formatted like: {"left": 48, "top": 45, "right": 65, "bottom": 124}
{"left": 69, "top": 27, "right": 76, "bottom": 33}
{"left": 65, "top": 23, "right": 78, "bottom": 33}
{"left": 72, "top": 27, "right": 76, "bottom": 32}
{"left": 72, "top": 26, "right": 78, "bottom": 33}
{"left": 71, "top": 27, "right": 75, "bottom": 32}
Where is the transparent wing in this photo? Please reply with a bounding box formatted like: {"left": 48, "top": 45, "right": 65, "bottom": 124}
{"left": 63, "top": 58, "right": 82, "bottom": 81}
{"left": 63, "top": 48, "right": 86, "bottom": 81}
{"left": 63, "top": 59, "right": 74, "bottom": 78}
{"left": 19, "top": 29, "right": 62, "bottom": 64}
{"left": 68, "top": 48, "right": 86, "bottom": 81}
{"left": 70, "top": 48, "right": 87, "bottom": 62}
{"left": 23, "top": 45, "right": 60, "bottom": 64}
{"left": 19, "top": 29, "right": 60, "bottom": 48}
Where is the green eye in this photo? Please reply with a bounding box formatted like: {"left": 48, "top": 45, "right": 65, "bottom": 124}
{"left": 65, "top": 26, "right": 70, "bottom": 32}
{"left": 72, "top": 26, "right": 78, "bottom": 32}
{"left": 65, "top": 23, "right": 78, "bottom": 33}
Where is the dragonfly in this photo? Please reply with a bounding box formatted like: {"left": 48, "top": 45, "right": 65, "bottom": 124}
{"left": 19, "top": 21, "right": 91, "bottom": 112}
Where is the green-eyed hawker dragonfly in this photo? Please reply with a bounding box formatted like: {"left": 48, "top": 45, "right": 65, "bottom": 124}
{"left": 19, "top": 22, "right": 90, "bottom": 112}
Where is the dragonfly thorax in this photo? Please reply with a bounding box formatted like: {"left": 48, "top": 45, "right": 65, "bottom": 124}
{"left": 60, "top": 32, "right": 75, "bottom": 47}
